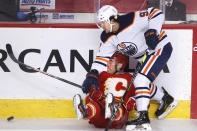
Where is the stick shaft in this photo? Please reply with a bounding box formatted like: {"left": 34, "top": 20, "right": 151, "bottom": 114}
{"left": 6, "top": 44, "right": 82, "bottom": 88}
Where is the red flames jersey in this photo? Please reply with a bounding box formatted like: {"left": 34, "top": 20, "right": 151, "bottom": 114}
{"left": 99, "top": 71, "right": 135, "bottom": 102}
{"left": 86, "top": 71, "right": 135, "bottom": 129}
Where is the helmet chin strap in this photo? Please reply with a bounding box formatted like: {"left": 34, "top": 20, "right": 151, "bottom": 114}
{"left": 109, "top": 23, "right": 115, "bottom": 32}
{"left": 107, "top": 20, "right": 115, "bottom": 33}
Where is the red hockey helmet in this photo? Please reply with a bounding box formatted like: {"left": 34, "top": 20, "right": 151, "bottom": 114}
{"left": 110, "top": 51, "right": 129, "bottom": 70}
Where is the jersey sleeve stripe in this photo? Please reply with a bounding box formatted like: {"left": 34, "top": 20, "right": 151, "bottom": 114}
{"left": 158, "top": 31, "right": 167, "bottom": 42}
{"left": 94, "top": 61, "right": 107, "bottom": 67}
{"left": 159, "top": 35, "right": 167, "bottom": 42}
{"left": 150, "top": 8, "right": 156, "bottom": 15}
{"left": 96, "top": 57, "right": 109, "bottom": 63}
{"left": 158, "top": 31, "right": 165, "bottom": 40}
{"left": 151, "top": 12, "right": 163, "bottom": 20}
{"left": 148, "top": 9, "right": 160, "bottom": 20}
{"left": 119, "top": 12, "right": 136, "bottom": 34}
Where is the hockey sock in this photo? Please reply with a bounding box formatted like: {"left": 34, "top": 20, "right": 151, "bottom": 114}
{"left": 136, "top": 97, "right": 150, "bottom": 111}
{"left": 150, "top": 84, "right": 164, "bottom": 101}
{"left": 134, "top": 73, "right": 151, "bottom": 111}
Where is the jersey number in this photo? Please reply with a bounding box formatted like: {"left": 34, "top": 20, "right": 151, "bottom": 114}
{"left": 139, "top": 11, "right": 148, "bottom": 17}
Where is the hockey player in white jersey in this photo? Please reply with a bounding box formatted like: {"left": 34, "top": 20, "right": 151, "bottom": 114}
{"left": 81, "top": 5, "right": 178, "bottom": 130}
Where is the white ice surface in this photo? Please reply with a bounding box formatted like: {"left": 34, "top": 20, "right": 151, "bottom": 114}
{"left": 0, "top": 118, "right": 196, "bottom": 131}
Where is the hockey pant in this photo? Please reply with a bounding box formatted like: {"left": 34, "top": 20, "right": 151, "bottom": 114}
{"left": 84, "top": 92, "right": 136, "bottom": 129}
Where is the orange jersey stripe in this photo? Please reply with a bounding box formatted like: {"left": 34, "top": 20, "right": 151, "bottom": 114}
{"left": 148, "top": 9, "right": 160, "bottom": 19}
{"left": 96, "top": 57, "right": 109, "bottom": 63}
{"left": 104, "top": 35, "right": 115, "bottom": 44}
{"left": 158, "top": 31, "right": 165, "bottom": 40}
{"left": 136, "top": 91, "right": 151, "bottom": 95}
{"left": 150, "top": 84, "right": 155, "bottom": 94}
{"left": 143, "top": 49, "right": 161, "bottom": 75}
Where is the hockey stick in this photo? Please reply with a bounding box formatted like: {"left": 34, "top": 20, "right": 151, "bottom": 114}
{"left": 105, "top": 50, "right": 149, "bottom": 131}
{"left": 6, "top": 44, "right": 82, "bottom": 88}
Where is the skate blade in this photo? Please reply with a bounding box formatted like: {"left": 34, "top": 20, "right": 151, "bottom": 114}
{"left": 73, "top": 94, "right": 83, "bottom": 120}
{"left": 126, "top": 124, "right": 152, "bottom": 131}
{"left": 158, "top": 100, "right": 179, "bottom": 119}
{"left": 105, "top": 93, "right": 113, "bottom": 119}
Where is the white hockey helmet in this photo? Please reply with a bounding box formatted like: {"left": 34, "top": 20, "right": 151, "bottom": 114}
{"left": 96, "top": 5, "right": 118, "bottom": 32}
{"left": 97, "top": 5, "right": 118, "bottom": 23}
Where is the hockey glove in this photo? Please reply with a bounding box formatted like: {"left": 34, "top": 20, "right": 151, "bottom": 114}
{"left": 144, "top": 29, "right": 160, "bottom": 50}
{"left": 82, "top": 69, "right": 99, "bottom": 94}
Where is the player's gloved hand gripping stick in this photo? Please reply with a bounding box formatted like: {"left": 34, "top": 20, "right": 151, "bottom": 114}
{"left": 105, "top": 50, "right": 149, "bottom": 131}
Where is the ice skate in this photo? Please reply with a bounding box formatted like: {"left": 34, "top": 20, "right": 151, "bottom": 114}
{"left": 155, "top": 87, "right": 179, "bottom": 119}
{"left": 126, "top": 111, "right": 152, "bottom": 131}
{"left": 73, "top": 94, "right": 88, "bottom": 120}
{"left": 105, "top": 93, "right": 114, "bottom": 119}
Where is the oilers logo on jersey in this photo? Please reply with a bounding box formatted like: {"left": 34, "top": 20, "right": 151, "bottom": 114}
{"left": 117, "top": 42, "right": 138, "bottom": 56}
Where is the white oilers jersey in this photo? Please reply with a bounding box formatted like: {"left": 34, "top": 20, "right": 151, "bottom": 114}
{"left": 91, "top": 7, "right": 170, "bottom": 73}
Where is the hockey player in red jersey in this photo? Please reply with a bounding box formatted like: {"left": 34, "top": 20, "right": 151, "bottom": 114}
{"left": 81, "top": 5, "right": 178, "bottom": 130}
{"left": 73, "top": 51, "right": 159, "bottom": 129}
{"left": 73, "top": 51, "right": 136, "bottom": 129}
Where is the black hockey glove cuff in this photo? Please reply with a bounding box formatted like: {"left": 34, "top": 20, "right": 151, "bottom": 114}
{"left": 82, "top": 69, "right": 99, "bottom": 94}
{"left": 144, "top": 29, "right": 160, "bottom": 50}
